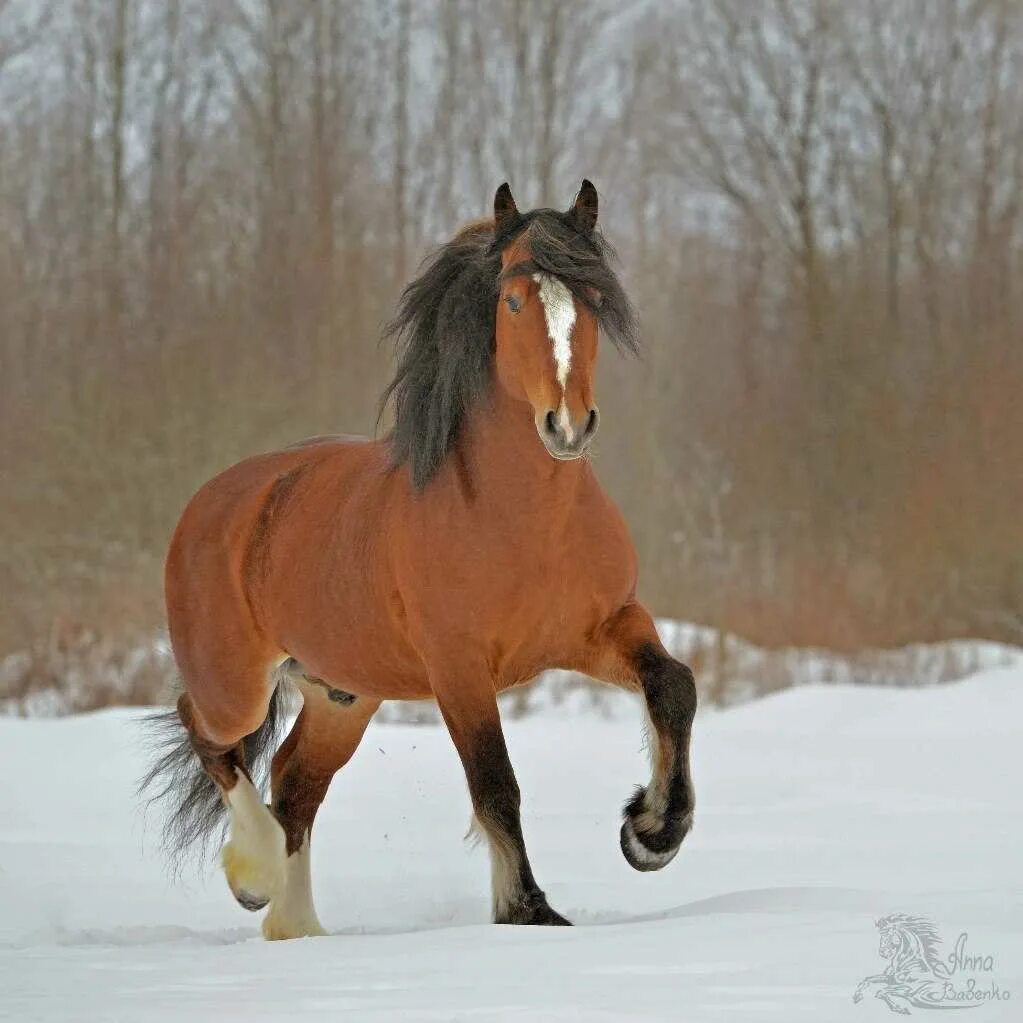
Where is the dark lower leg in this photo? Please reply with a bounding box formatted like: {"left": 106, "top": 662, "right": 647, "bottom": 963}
{"left": 270, "top": 708, "right": 329, "bottom": 855}
{"left": 465, "top": 721, "right": 570, "bottom": 925}
{"left": 588, "top": 603, "right": 697, "bottom": 872}
{"left": 437, "top": 690, "right": 569, "bottom": 926}
{"left": 620, "top": 642, "right": 697, "bottom": 871}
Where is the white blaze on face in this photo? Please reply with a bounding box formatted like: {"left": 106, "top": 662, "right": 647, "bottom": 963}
{"left": 533, "top": 272, "right": 577, "bottom": 440}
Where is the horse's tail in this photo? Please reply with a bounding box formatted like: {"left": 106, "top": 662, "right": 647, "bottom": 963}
{"left": 137, "top": 683, "right": 288, "bottom": 869}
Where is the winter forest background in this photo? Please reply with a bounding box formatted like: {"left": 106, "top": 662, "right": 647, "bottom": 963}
{"left": 1, "top": 0, "right": 1021, "bottom": 709}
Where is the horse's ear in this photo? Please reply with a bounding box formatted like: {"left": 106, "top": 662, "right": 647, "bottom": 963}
{"left": 494, "top": 182, "right": 520, "bottom": 234}
{"left": 569, "top": 178, "right": 598, "bottom": 233}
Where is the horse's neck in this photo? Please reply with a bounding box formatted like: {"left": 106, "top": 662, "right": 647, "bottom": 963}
{"left": 456, "top": 387, "right": 587, "bottom": 517}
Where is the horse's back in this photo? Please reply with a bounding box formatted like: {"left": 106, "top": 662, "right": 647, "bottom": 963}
{"left": 169, "top": 435, "right": 379, "bottom": 558}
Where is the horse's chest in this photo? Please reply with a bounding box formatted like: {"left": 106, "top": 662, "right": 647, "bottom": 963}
{"left": 476, "top": 530, "right": 633, "bottom": 672}
{"left": 395, "top": 486, "right": 637, "bottom": 676}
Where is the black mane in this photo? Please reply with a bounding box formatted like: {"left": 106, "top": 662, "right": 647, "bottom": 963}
{"left": 380, "top": 207, "right": 638, "bottom": 489}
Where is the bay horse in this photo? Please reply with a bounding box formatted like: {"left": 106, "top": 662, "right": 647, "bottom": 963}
{"left": 143, "top": 181, "right": 697, "bottom": 938}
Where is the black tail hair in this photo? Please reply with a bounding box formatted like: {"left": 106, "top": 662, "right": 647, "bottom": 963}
{"left": 138, "top": 684, "right": 289, "bottom": 870}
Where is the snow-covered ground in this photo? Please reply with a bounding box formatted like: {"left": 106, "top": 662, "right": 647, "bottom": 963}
{"left": 1, "top": 668, "right": 1020, "bottom": 1021}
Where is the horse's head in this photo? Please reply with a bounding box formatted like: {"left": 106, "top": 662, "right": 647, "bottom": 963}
{"left": 876, "top": 915, "right": 947, "bottom": 977}
{"left": 877, "top": 917, "right": 902, "bottom": 961}
{"left": 383, "top": 179, "right": 636, "bottom": 487}
{"left": 488, "top": 181, "right": 636, "bottom": 461}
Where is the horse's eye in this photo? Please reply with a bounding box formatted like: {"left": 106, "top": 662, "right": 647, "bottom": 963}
{"left": 505, "top": 294, "right": 522, "bottom": 314}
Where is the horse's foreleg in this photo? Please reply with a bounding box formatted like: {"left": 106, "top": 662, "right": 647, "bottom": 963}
{"left": 432, "top": 674, "right": 570, "bottom": 926}
{"left": 264, "top": 681, "right": 379, "bottom": 940}
{"left": 588, "top": 602, "right": 697, "bottom": 871}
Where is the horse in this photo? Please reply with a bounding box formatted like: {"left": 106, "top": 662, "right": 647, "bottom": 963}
{"left": 142, "top": 180, "right": 698, "bottom": 939}
{"left": 854, "top": 915, "right": 956, "bottom": 1013}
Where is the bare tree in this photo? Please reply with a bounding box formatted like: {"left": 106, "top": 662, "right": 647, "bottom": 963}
{"left": 2, "top": 0, "right": 1022, "bottom": 684}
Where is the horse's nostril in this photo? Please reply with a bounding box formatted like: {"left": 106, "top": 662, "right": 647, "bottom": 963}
{"left": 585, "top": 408, "right": 599, "bottom": 436}
{"left": 545, "top": 410, "right": 557, "bottom": 434}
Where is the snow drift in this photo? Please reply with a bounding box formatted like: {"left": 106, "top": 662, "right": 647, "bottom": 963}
{"left": 0, "top": 667, "right": 1020, "bottom": 1020}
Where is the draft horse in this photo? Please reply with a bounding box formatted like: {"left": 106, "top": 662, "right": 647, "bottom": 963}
{"left": 143, "top": 181, "right": 697, "bottom": 938}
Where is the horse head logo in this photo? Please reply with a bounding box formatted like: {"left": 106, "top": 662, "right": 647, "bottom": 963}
{"left": 877, "top": 914, "right": 948, "bottom": 972}
{"left": 855, "top": 914, "right": 960, "bottom": 1014}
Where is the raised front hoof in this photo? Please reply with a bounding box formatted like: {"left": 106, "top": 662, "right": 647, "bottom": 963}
{"left": 619, "top": 812, "right": 691, "bottom": 873}
{"left": 496, "top": 890, "right": 572, "bottom": 926}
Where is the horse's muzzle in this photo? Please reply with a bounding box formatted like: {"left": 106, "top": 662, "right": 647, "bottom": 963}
{"left": 538, "top": 406, "right": 599, "bottom": 459}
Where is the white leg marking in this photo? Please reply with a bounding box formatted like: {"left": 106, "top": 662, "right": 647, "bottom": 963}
{"left": 621, "top": 816, "right": 681, "bottom": 870}
{"left": 221, "top": 769, "right": 285, "bottom": 908}
{"left": 262, "top": 837, "right": 327, "bottom": 940}
{"left": 533, "top": 273, "right": 576, "bottom": 396}
{"left": 470, "top": 815, "right": 521, "bottom": 922}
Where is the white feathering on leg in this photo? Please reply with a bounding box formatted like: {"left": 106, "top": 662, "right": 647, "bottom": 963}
{"left": 220, "top": 769, "right": 285, "bottom": 909}
{"left": 262, "top": 838, "right": 327, "bottom": 940}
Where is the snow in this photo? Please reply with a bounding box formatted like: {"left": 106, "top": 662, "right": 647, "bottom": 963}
{"left": 1, "top": 669, "right": 1020, "bottom": 1021}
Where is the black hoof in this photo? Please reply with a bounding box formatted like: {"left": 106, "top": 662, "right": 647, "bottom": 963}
{"left": 234, "top": 889, "right": 271, "bottom": 912}
{"left": 526, "top": 903, "right": 573, "bottom": 926}
{"left": 497, "top": 889, "right": 572, "bottom": 926}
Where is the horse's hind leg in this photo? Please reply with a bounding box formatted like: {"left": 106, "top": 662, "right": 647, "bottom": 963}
{"left": 432, "top": 670, "right": 570, "bottom": 926}
{"left": 263, "top": 675, "right": 379, "bottom": 940}
{"left": 175, "top": 668, "right": 288, "bottom": 913}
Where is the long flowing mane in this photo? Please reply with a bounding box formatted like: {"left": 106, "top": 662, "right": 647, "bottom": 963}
{"left": 881, "top": 914, "right": 948, "bottom": 974}
{"left": 380, "top": 208, "right": 638, "bottom": 488}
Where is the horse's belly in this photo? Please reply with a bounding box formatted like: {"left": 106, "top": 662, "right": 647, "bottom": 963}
{"left": 278, "top": 611, "right": 432, "bottom": 701}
